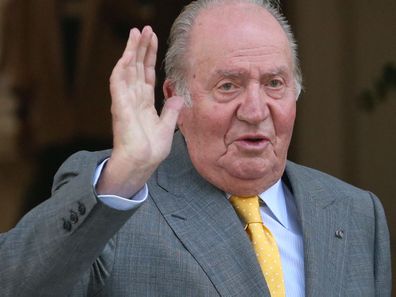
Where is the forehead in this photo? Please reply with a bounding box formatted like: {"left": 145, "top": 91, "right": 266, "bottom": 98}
{"left": 188, "top": 3, "right": 291, "bottom": 71}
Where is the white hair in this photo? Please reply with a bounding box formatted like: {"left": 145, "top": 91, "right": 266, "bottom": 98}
{"left": 164, "top": 0, "right": 302, "bottom": 105}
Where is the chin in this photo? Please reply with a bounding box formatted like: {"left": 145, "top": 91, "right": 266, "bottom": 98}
{"left": 229, "top": 167, "right": 269, "bottom": 180}
{"left": 230, "top": 159, "right": 282, "bottom": 179}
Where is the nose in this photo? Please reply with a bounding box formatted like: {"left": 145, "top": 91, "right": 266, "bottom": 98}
{"left": 236, "top": 83, "right": 269, "bottom": 124}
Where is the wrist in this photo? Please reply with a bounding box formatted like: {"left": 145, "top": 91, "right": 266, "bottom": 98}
{"left": 95, "top": 155, "right": 151, "bottom": 197}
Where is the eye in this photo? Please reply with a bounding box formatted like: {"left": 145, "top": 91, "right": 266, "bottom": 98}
{"left": 213, "top": 80, "right": 240, "bottom": 102}
{"left": 267, "top": 78, "right": 283, "bottom": 89}
{"left": 218, "top": 82, "right": 236, "bottom": 92}
{"left": 265, "top": 77, "right": 286, "bottom": 99}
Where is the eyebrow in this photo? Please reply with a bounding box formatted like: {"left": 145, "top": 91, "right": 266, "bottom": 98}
{"left": 265, "top": 66, "right": 290, "bottom": 77}
{"left": 214, "top": 69, "right": 247, "bottom": 78}
{"left": 214, "top": 66, "right": 290, "bottom": 79}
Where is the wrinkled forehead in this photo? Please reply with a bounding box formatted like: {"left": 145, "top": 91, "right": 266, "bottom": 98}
{"left": 187, "top": 2, "right": 291, "bottom": 66}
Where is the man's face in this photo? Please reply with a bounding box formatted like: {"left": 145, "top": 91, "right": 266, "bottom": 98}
{"left": 176, "top": 3, "right": 297, "bottom": 196}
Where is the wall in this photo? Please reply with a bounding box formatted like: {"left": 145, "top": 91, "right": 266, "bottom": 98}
{"left": 291, "top": 0, "right": 396, "bottom": 288}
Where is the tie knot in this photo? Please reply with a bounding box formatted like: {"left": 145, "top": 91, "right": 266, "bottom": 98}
{"left": 230, "top": 195, "right": 262, "bottom": 225}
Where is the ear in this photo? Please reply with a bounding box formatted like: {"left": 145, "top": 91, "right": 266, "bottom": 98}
{"left": 163, "top": 79, "right": 176, "bottom": 99}
{"left": 163, "top": 79, "right": 186, "bottom": 129}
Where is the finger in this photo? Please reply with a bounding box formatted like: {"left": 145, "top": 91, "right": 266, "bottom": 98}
{"left": 123, "top": 28, "right": 141, "bottom": 85}
{"left": 111, "top": 28, "right": 140, "bottom": 87}
{"left": 159, "top": 96, "right": 184, "bottom": 133}
{"left": 110, "top": 54, "right": 130, "bottom": 100}
{"left": 125, "top": 28, "right": 141, "bottom": 63}
{"left": 136, "top": 26, "right": 153, "bottom": 81}
{"left": 144, "top": 32, "right": 158, "bottom": 86}
{"left": 121, "top": 28, "right": 140, "bottom": 69}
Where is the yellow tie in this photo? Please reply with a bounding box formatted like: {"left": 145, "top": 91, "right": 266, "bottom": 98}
{"left": 230, "top": 195, "right": 285, "bottom": 297}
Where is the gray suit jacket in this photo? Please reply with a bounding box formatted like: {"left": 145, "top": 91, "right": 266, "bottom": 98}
{"left": 0, "top": 132, "right": 391, "bottom": 296}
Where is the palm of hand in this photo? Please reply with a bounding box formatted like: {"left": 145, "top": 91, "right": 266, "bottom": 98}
{"left": 97, "top": 26, "right": 183, "bottom": 197}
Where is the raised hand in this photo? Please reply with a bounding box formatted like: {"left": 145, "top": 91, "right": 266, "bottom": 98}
{"left": 96, "top": 26, "right": 184, "bottom": 197}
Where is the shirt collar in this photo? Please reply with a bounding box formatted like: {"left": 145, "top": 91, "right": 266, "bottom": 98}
{"left": 227, "top": 179, "right": 291, "bottom": 230}
{"left": 258, "top": 179, "right": 290, "bottom": 230}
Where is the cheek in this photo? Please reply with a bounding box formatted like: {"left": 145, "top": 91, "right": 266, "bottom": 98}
{"left": 272, "top": 101, "right": 296, "bottom": 136}
{"left": 179, "top": 102, "right": 238, "bottom": 167}
{"left": 182, "top": 102, "right": 234, "bottom": 136}
{"left": 205, "top": 105, "right": 233, "bottom": 131}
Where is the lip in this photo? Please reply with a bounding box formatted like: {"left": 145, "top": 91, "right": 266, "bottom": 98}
{"left": 234, "top": 134, "right": 271, "bottom": 152}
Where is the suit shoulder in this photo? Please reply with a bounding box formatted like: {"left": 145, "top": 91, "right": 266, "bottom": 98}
{"left": 285, "top": 161, "right": 383, "bottom": 218}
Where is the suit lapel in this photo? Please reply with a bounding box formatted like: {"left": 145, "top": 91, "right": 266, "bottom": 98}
{"left": 284, "top": 162, "right": 350, "bottom": 297}
{"left": 149, "top": 132, "right": 270, "bottom": 297}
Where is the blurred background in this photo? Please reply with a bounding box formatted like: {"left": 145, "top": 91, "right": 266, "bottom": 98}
{"left": 0, "top": 0, "right": 395, "bottom": 290}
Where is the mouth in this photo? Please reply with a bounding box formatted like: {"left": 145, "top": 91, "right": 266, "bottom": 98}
{"left": 244, "top": 137, "right": 265, "bottom": 143}
{"left": 234, "top": 134, "right": 271, "bottom": 151}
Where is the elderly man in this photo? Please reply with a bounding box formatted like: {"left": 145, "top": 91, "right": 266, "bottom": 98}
{"left": 0, "top": 0, "right": 391, "bottom": 296}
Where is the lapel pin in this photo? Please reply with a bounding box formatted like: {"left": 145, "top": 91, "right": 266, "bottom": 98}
{"left": 335, "top": 229, "right": 344, "bottom": 239}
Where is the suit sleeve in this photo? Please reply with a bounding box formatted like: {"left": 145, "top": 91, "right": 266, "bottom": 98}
{"left": 0, "top": 151, "right": 139, "bottom": 297}
{"left": 370, "top": 192, "right": 392, "bottom": 297}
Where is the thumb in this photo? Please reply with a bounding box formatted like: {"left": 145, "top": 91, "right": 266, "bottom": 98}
{"left": 159, "top": 95, "right": 184, "bottom": 132}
